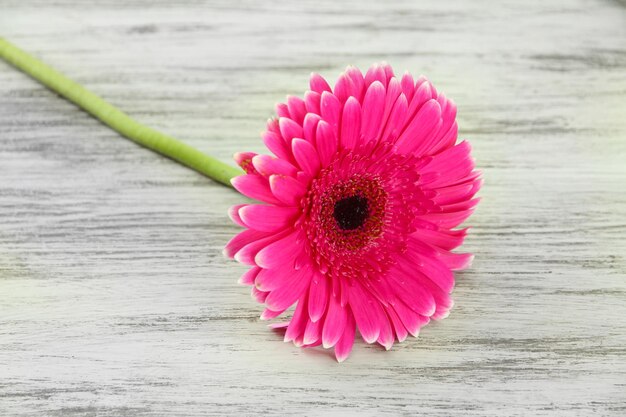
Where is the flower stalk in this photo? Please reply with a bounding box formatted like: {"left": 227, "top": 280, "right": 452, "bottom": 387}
{"left": 0, "top": 38, "right": 242, "bottom": 187}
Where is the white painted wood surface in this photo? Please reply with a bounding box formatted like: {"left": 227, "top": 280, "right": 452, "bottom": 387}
{"left": 1, "top": 0, "right": 625, "bottom": 415}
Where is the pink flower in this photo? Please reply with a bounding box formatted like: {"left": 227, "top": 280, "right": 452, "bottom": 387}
{"left": 225, "top": 63, "right": 481, "bottom": 362}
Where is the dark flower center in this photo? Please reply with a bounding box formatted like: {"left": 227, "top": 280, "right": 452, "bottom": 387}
{"left": 333, "top": 195, "right": 369, "bottom": 230}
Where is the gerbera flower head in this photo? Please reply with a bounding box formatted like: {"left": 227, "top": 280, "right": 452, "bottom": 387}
{"left": 225, "top": 63, "right": 481, "bottom": 362}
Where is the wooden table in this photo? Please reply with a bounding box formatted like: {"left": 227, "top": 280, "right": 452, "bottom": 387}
{"left": 1, "top": 0, "right": 625, "bottom": 415}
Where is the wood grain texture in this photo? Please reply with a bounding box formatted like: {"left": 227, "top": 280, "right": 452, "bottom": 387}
{"left": 1, "top": 0, "right": 625, "bottom": 415}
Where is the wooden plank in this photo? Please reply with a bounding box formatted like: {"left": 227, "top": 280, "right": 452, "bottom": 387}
{"left": 1, "top": 0, "right": 625, "bottom": 415}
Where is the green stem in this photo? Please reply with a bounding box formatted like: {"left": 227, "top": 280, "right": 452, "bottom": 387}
{"left": 0, "top": 38, "right": 242, "bottom": 188}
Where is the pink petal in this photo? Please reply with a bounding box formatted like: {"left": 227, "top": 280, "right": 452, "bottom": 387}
{"left": 255, "top": 265, "right": 295, "bottom": 292}
{"left": 279, "top": 117, "right": 304, "bottom": 143}
{"left": 285, "top": 292, "right": 309, "bottom": 342}
{"left": 401, "top": 71, "right": 415, "bottom": 103}
{"left": 292, "top": 138, "right": 321, "bottom": 176}
{"left": 392, "top": 299, "right": 429, "bottom": 337}
{"left": 411, "top": 272, "right": 454, "bottom": 320}
{"left": 303, "top": 318, "right": 323, "bottom": 345}
{"left": 435, "top": 249, "right": 474, "bottom": 271}
{"left": 430, "top": 169, "right": 481, "bottom": 190}
{"left": 309, "top": 72, "right": 332, "bottom": 94}
{"left": 287, "top": 95, "right": 306, "bottom": 125}
{"left": 251, "top": 154, "right": 297, "bottom": 177}
{"left": 266, "top": 267, "right": 311, "bottom": 312}
{"left": 348, "top": 281, "right": 382, "bottom": 344}
{"left": 234, "top": 151, "right": 258, "bottom": 174}
{"left": 333, "top": 73, "right": 354, "bottom": 103}
{"left": 315, "top": 120, "right": 338, "bottom": 166}
{"left": 433, "top": 121, "right": 460, "bottom": 154}
{"left": 340, "top": 96, "right": 361, "bottom": 150}
{"left": 238, "top": 266, "right": 261, "bottom": 285}
{"left": 406, "top": 238, "right": 455, "bottom": 293}
{"left": 396, "top": 99, "right": 442, "bottom": 155}
{"left": 275, "top": 103, "right": 290, "bottom": 118}
{"left": 378, "top": 77, "right": 402, "bottom": 138}
{"left": 363, "top": 275, "right": 395, "bottom": 307}
{"left": 428, "top": 80, "right": 438, "bottom": 98}
{"left": 262, "top": 130, "right": 294, "bottom": 164}
{"left": 345, "top": 66, "right": 365, "bottom": 101}
{"left": 308, "top": 272, "right": 329, "bottom": 322}
{"left": 334, "top": 311, "right": 356, "bottom": 362}
{"left": 302, "top": 113, "right": 321, "bottom": 144}
{"left": 266, "top": 117, "right": 281, "bottom": 135}
{"left": 261, "top": 308, "right": 285, "bottom": 320}
{"left": 231, "top": 174, "right": 281, "bottom": 205}
{"left": 414, "top": 75, "right": 428, "bottom": 90}
{"left": 239, "top": 204, "right": 299, "bottom": 232}
{"left": 340, "top": 277, "right": 350, "bottom": 307}
{"left": 300, "top": 339, "right": 322, "bottom": 348}
{"left": 320, "top": 91, "right": 341, "bottom": 132}
{"left": 414, "top": 227, "right": 468, "bottom": 251}
{"left": 418, "top": 209, "right": 475, "bottom": 229}
{"left": 388, "top": 266, "right": 437, "bottom": 317}
{"left": 433, "top": 182, "right": 476, "bottom": 205}
{"left": 406, "top": 80, "right": 435, "bottom": 120}
{"left": 294, "top": 250, "right": 311, "bottom": 270}
{"left": 385, "top": 306, "right": 408, "bottom": 342}
{"left": 224, "top": 228, "right": 270, "bottom": 259}
{"left": 331, "top": 272, "right": 341, "bottom": 298}
{"left": 417, "top": 172, "right": 440, "bottom": 187}
{"left": 424, "top": 93, "right": 457, "bottom": 155}
{"left": 381, "top": 63, "right": 395, "bottom": 81}
{"left": 269, "top": 174, "right": 308, "bottom": 206}
{"left": 364, "top": 63, "right": 387, "bottom": 88}
{"left": 255, "top": 230, "right": 300, "bottom": 269}
{"left": 381, "top": 93, "right": 408, "bottom": 142}
{"left": 322, "top": 294, "right": 348, "bottom": 348}
{"left": 252, "top": 287, "right": 269, "bottom": 303}
{"left": 414, "top": 218, "right": 439, "bottom": 232}
{"left": 234, "top": 230, "right": 290, "bottom": 265}
{"left": 377, "top": 312, "right": 394, "bottom": 350}
{"left": 440, "top": 198, "right": 481, "bottom": 214}
{"left": 227, "top": 204, "right": 247, "bottom": 227}
{"left": 304, "top": 91, "right": 321, "bottom": 115}
{"left": 411, "top": 117, "right": 443, "bottom": 157}
{"left": 423, "top": 140, "right": 472, "bottom": 175}
{"left": 361, "top": 81, "right": 386, "bottom": 142}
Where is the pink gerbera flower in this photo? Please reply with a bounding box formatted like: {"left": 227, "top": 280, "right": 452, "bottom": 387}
{"left": 225, "top": 63, "right": 481, "bottom": 362}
